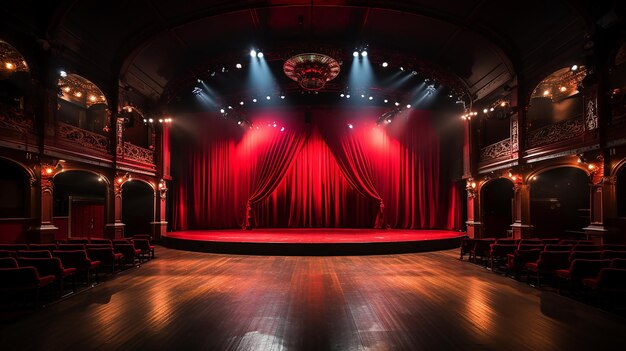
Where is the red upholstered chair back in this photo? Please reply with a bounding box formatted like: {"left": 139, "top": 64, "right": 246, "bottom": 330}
{"left": 52, "top": 250, "right": 91, "bottom": 270}
{"left": 602, "top": 250, "right": 626, "bottom": 260}
{"left": 602, "top": 245, "right": 626, "bottom": 252}
{"left": 89, "top": 238, "right": 112, "bottom": 245}
{"left": 67, "top": 238, "right": 90, "bottom": 244}
{"left": 610, "top": 258, "right": 626, "bottom": 269}
{"left": 133, "top": 239, "right": 151, "bottom": 252}
{"left": 17, "top": 257, "right": 64, "bottom": 277}
{"left": 0, "top": 250, "right": 13, "bottom": 258}
{"left": 0, "top": 257, "right": 18, "bottom": 268}
{"left": 0, "top": 267, "right": 40, "bottom": 289}
{"left": 515, "top": 249, "right": 542, "bottom": 265}
{"left": 536, "top": 251, "right": 570, "bottom": 272}
{"left": 544, "top": 244, "right": 573, "bottom": 252}
{"left": 58, "top": 244, "right": 86, "bottom": 251}
{"left": 490, "top": 244, "right": 517, "bottom": 257}
{"left": 495, "top": 239, "right": 517, "bottom": 245}
{"left": 17, "top": 250, "right": 52, "bottom": 258}
{"left": 568, "top": 259, "right": 612, "bottom": 280}
{"left": 569, "top": 251, "right": 602, "bottom": 262}
{"left": 541, "top": 238, "right": 560, "bottom": 245}
{"left": 518, "top": 244, "right": 544, "bottom": 251}
{"left": 29, "top": 244, "right": 58, "bottom": 251}
{"left": 87, "top": 248, "right": 115, "bottom": 265}
{"left": 595, "top": 268, "right": 626, "bottom": 290}
{"left": 573, "top": 245, "right": 602, "bottom": 252}
{"left": 0, "top": 244, "right": 28, "bottom": 251}
{"left": 86, "top": 244, "right": 113, "bottom": 249}
{"left": 519, "top": 239, "right": 542, "bottom": 245}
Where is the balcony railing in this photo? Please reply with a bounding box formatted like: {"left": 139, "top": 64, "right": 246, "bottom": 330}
{"left": 0, "top": 105, "right": 34, "bottom": 134}
{"left": 526, "top": 117, "right": 585, "bottom": 149}
{"left": 480, "top": 138, "right": 512, "bottom": 161}
{"left": 57, "top": 122, "right": 109, "bottom": 153}
{"left": 121, "top": 141, "right": 154, "bottom": 164}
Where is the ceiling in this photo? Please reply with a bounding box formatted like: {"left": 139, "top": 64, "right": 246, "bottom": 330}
{"left": 0, "top": 0, "right": 618, "bottom": 108}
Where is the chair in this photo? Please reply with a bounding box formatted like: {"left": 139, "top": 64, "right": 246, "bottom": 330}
{"left": 67, "top": 238, "right": 90, "bottom": 244}
{"left": 583, "top": 268, "right": 626, "bottom": 294}
{"left": 0, "top": 257, "right": 18, "bottom": 268}
{"left": 610, "top": 259, "right": 626, "bottom": 269}
{"left": 556, "top": 259, "right": 612, "bottom": 292}
{"left": 132, "top": 239, "right": 155, "bottom": 260}
{"left": 525, "top": 251, "right": 571, "bottom": 286}
{"left": 133, "top": 234, "right": 152, "bottom": 241}
{"left": 495, "top": 239, "right": 517, "bottom": 245}
{"left": 460, "top": 238, "right": 474, "bottom": 260}
{"left": 542, "top": 238, "right": 561, "bottom": 245}
{"left": 519, "top": 239, "right": 543, "bottom": 246}
{"left": 507, "top": 249, "right": 541, "bottom": 279}
{"left": 29, "top": 244, "right": 58, "bottom": 251}
{"left": 573, "top": 245, "right": 602, "bottom": 252}
{"left": 89, "top": 238, "right": 112, "bottom": 245}
{"left": 0, "top": 267, "right": 56, "bottom": 306}
{"left": 544, "top": 244, "right": 573, "bottom": 252}
{"left": 17, "top": 250, "right": 53, "bottom": 258}
{"left": 57, "top": 244, "right": 86, "bottom": 251}
{"left": 602, "top": 245, "right": 626, "bottom": 251}
{"left": 0, "top": 244, "right": 29, "bottom": 251}
{"left": 87, "top": 248, "right": 123, "bottom": 274}
{"left": 470, "top": 238, "right": 495, "bottom": 263}
{"left": 86, "top": 244, "right": 113, "bottom": 249}
{"left": 569, "top": 251, "right": 602, "bottom": 262}
{"left": 52, "top": 250, "right": 101, "bottom": 285}
{"left": 0, "top": 250, "right": 13, "bottom": 258}
{"left": 17, "top": 257, "right": 77, "bottom": 295}
{"left": 517, "top": 244, "right": 544, "bottom": 251}
{"left": 602, "top": 251, "right": 626, "bottom": 260}
{"left": 113, "top": 243, "right": 140, "bottom": 266}
{"left": 488, "top": 244, "right": 517, "bottom": 270}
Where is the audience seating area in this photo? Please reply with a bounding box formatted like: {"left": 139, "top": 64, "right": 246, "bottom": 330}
{"left": 0, "top": 235, "right": 156, "bottom": 308}
{"left": 460, "top": 237, "right": 626, "bottom": 309}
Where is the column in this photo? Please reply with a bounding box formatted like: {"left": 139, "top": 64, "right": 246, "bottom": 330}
{"left": 104, "top": 172, "right": 126, "bottom": 239}
{"left": 465, "top": 179, "right": 481, "bottom": 238}
{"left": 28, "top": 164, "right": 58, "bottom": 243}
{"left": 583, "top": 156, "right": 608, "bottom": 243}
{"left": 151, "top": 121, "right": 170, "bottom": 240}
{"left": 510, "top": 179, "right": 532, "bottom": 239}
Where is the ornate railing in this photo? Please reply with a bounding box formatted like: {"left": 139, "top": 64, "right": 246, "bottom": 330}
{"left": 526, "top": 117, "right": 585, "bottom": 149}
{"left": 480, "top": 138, "right": 512, "bottom": 161}
{"left": 0, "top": 104, "right": 34, "bottom": 134}
{"left": 57, "top": 122, "right": 109, "bottom": 152}
{"left": 122, "top": 141, "right": 154, "bottom": 164}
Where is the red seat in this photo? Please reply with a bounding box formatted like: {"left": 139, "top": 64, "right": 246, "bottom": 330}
{"left": 556, "top": 259, "right": 612, "bottom": 291}
{"left": 29, "top": 244, "right": 58, "bottom": 251}
{"left": 0, "top": 250, "right": 14, "bottom": 258}
{"left": 18, "top": 257, "right": 77, "bottom": 295}
{"left": 602, "top": 245, "right": 626, "bottom": 252}
{"left": 573, "top": 245, "right": 602, "bottom": 252}
{"left": 67, "top": 238, "right": 90, "bottom": 244}
{"left": 507, "top": 249, "right": 541, "bottom": 279}
{"left": 488, "top": 244, "right": 517, "bottom": 270}
{"left": 0, "top": 244, "right": 29, "bottom": 251}
{"left": 0, "top": 267, "right": 56, "bottom": 306}
{"left": 87, "top": 247, "right": 123, "bottom": 274}
{"left": 525, "top": 251, "right": 570, "bottom": 286}
{"left": 544, "top": 244, "right": 573, "bottom": 252}
{"left": 602, "top": 250, "right": 626, "bottom": 260}
{"left": 89, "top": 238, "right": 112, "bottom": 245}
{"left": 541, "top": 238, "right": 560, "bottom": 245}
{"left": 132, "top": 239, "right": 155, "bottom": 260}
{"left": 610, "top": 258, "right": 626, "bottom": 269}
{"left": 459, "top": 238, "right": 475, "bottom": 260}
{"left": 495, "top": 239, "right": 517, "bottom": 245}
{"left": 568, "top": 251, "right": 602, "bottom": 262}
{"left": 0, "top": 257, "right": 18, "bottom": 268}
{"left": 58, "top": 244, "right": 86, "bottom": 251}
{"left": 470, "top": 238, "right": 495, "bottom": 263}
{"left": 113, "top": 243, "right": 140, "bottom": 266}
{"left": 17, "top": 250, "right": 53, "bottom": 258}
{"left": 52, "top": 250, "right": 101, "bottom": 285}
{"left": 583, "top": 268, "right": 626, "bottom": 293}
{"left": 519, "top": 239, "right": 542, "bottom": 246}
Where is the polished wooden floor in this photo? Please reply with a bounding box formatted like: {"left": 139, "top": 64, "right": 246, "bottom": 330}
{"left": 1, "top": 246, "right": 625, "bottom": 351}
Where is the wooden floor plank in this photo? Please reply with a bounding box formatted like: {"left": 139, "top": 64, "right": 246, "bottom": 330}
{"left": 1, "top": 247, "right": 625, "bottom": 350}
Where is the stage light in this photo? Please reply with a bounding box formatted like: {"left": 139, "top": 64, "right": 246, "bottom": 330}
{"left": 412, "top": 71, "right": 417, "bottom": 76}
{"left": 221, "top": 67, "right": 226, "bottom": 73}
{"left": 559, "top": 86, "right": 567, "bottom": 92}
{"left": 381, "top": 62, "right": 388, "bottom": 67}
{"left": 240, "top": 101, "right": 244, "bottom": 105}
{"left": 348, "top": 124, "right": 353, "bottom": 129}
{"left": 158, "top": 119, "right": 163, "bottom": 123}
{"left": 220, "top": 108, "right": 225, "bottom": 113}
{"left": 148, "top": 118, "right": 153, "bottom": 123}
{"left": 500, "top": 101, "right": 507, "bottom": 107}
{"left": 257, "top": 52, "right": 264, "bottom": 58}
{"left": 399, "top": 67, "right": 404, "bottom": 71}
{"left": 280, "top": 95, "right": 285, "bottom": 99}
{"left": 250, "top": 49, "right": 257, "bottom": 57}
{"left": 74, "top": 91, "right": 82, "bottom": 98}
{"left": 266, "top": 95, "right": 271, "bottom": 100}
{"left": 280, "top": 127, "right": 285, "bottom": 132}
{"left": 361, "top": 50, "right": 367, "bottom": 57}
{"left": 346, "top": 94, "right": 350, "bottom": 99}
{"left": 192, "top": 87, "right": 202, "bottom": 95}
{"left": 368, "top": 96, "right": 373, "bottom": 100}
{"left": 483, "top": 108, "right": 489, "bottom": 114}
{"left": 59, "top": 70, "right": 67, "bottom": 77}
{"left": 143, "top": 118, "right": 147, "bottom": 123}
{"left": 236, "top": 63, "right": 242, "bottom": 69}
{"left": 117, "top": 177, "right": 123, "bottom": 184}
{"left": 353, "top": 51, "right": 359, "bottom": 57}
{"left": 490, "top": 107, "right": 494, "bottom": 112}
{"left": 228, "top": 106, "right": 233, "bottom": 109}
{"left": 384, "top": 99, "right": 388, "bottom": 103}
{"left": 406, "top": 104, "right": 411, "bottom": 108}
{"left": 98, "top": 177, "right": 103, "bottom": 182}
{"left": 197, "top": 79, "right": 203, "bottom": 83}
{"left": 361, "top": 94, "right": 365, "bottom": 98}
{"left": 273, "top": 123, "right": 277, "bottom": 127}
{"left": 394, "top": 102, "right": 400, "bottom": 106}
{"left": 45, "top": 167, "right": 53, "bottom": 175}
{"left": 63, "top": 86, "right": 70, "bottom": 93}
{"left": 89, "top": 95, "right": 96, "bottom": 102}
{"left": 237, "top": 121, "right": 242, "bottom": 125}
{"left": 543, "top": 89, "right": 550, "bottom": 96}
{"left": 588, "top": 164, "right": 595, "bottom": 170}
{"left": 386, "top": 119, "right": 392, "bottom": 123}
{"left": 571, "top": 64, "right": 578, "bottom": 71}
{"left": 5, "top": 62, "right": 14, "bottom": 70}
{"left": 340, "top": 93, "right": 345, "bottom": 97}
{"left": 449, "top": 94, "right": 453, "bottom": 98}
{"left": 252, "top": 98, "right": 257, "bottom": 103}
{"left": 210, "top": 71, "right": 216, "bottom": 77}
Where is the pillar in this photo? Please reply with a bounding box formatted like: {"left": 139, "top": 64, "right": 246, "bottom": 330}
{"left": 28, "top": 164, "right": 58, "bottom": 243}
{"left": 151, "top": 179, "right": 168, "bottom": 241}
{"left": 104, "top": 173, "right": 125, "bottom": 239}
{"left": 583, "top": 156, "right": 608, "bottom": 244}
{"left": 466, "top": 181, "right": 481, "bottom": 238}
{"left": 511, "top": 180, "right": 532, "bottom": 239}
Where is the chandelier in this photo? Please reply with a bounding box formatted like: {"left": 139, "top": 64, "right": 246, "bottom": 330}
{"left": 283, "top": 53, "right": 340, "bottom": 91}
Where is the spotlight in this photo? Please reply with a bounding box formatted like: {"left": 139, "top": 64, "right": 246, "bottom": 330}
{"left": 348, "top": 124, "right": 353, "bottom": 129}
{"left": 280, "top": 95, "right": 285, "bottom": 99}
{"left": 192, "top": 87, "right": 202, "bottom": 95}
{"left": 490, "top": 107, "right": 494, "bottom": 112}
{"left": 425, "top": 84, "right": 436, "bottom": 96}
{"left": 143, "top": 118, "right": 147, "bottom": 123}
{"left": 220, "top": 108, "right": 225, "bottom": 113}
{"left": 210, "top": 71, "right": 216, "bottom": 77}
{"left": 500, "top": 101, "right": 507, "bottom": 107}
{"left": 394, "top": 102, "right": 400, "bottom": 106}
{"left": 89, "top": 95, "right": 96, "bottom": 102}
{"left": 361, "top": 50, "right": 367, "bottom": 57}
{"left": 148, "top": 118, "right": 153, "bottom": 123}
{"left": 252, "top": 98, "right": 257, "bottom": 103}
{"left": 412, "top": 71, "right": 417, "bottom": 76}
{"left": 240, "top": 101, "right": 244, "bottom": 105}
{"left": 381, "top": 62, "right": 388, "bottom": 67}
{"left": 74, "top": 91, "right": 82, "bottom": 98}
{"left": 346, "top": 94, "right": 350, "bottom": 99}
{"left": 483, "top": 108, "right": 489, "bottom": 114}
{"left": 384, "top": 99, "right": 388, "bottom": 103}
{"left": 353, "top": 51, "right": 359, "bottom": 57}
{"left": 340, "top": 93, "right": 345, "bottom": 97}
{"left": 236, "top": 63, "right": 242, "bottom": 69}
{"left": 387, "top": 119, "right": 392, "bottom": 123}
{"left": 266, "top": 95, "right": 271, "bottom": 100}
{"left": 361, "top": 94, "right": 365, "bottom": 98}
{"left": 158, "top": 119, "right": 163, "bottom": 123}
{"left": 559, "top": 86, "right": 567, "bottom": 92}
{"left": 228, "top": 106, "right": 233, "bottom": 109}
{"left": 406, "top": 104, "right": 411, "bottom": 108}
{"left": 543, "top": 89, "right": 550, "bottom": 96}
{"left": 250, "top": 49, "right": 257, "bottom": 57}
{"left": 571, "top": 64, "right": 578, "bottom": 71}
{"left": 399, "top": 67, "right": 404, "bottom": 71}
{"left": 59, "top": 70, "right": 67, "bottom": 77}
{"left": 5, "top": 62, "right": 14, "bottom": 70}
{"left": 280, "top": 127, "right": 285, "bottom": 132}
{"left": 237, "top": 121, "right": 242, "bottom": 125}
{"left": 257, "top": 52, "right": 264, "bottom": 58}
{"left": 197, "top": 79, "right": 203, "bottom": 83}
{"left": 368, "top": 96, "right": 373, "bottom": 100}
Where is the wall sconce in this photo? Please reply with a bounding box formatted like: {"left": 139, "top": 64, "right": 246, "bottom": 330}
{"left": 158, "top": 179, "right": 168, "bottom": 199}
{"left": 465, "top": 179, "right": 477, "bottom": 198}
{"left": 41, "top": 162, "right": 63, "bottom": 177}
{"left": 116, "top": 172, "right": 131, "bottom": 185}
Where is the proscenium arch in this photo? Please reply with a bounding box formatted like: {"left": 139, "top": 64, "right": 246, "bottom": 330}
{"left": 525, "top": 162, "right": 592, "bottom": 184}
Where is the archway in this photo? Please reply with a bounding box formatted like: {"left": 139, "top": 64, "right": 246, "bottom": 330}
{"left": 0, "top": 158, "right": 31, "bottom": 243}
{"left": 56, "top": 73, "right": 109, "bottom": 135}
{"left": 121, "top": 180, "right": 155, "bottom": 237}
{"left": 530, "top": 167, "right": 589, "bottom": 238}
{"left": 53, "top": 170, "right": 107, "bottom": 239}
{"left": 480, "top": 178, "right": 514, "bottom": 238}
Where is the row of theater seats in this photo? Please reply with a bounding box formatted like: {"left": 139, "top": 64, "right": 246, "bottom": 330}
{"left": 0, "top": 235, "right": 156, "bottom": 307}
{"left": 460, "top": 237, "right": 626, "bottom": 306}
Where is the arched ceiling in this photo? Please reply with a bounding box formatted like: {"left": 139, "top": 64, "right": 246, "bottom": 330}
{"left": 2, "top": 0, "right": 618, "bottom": 107}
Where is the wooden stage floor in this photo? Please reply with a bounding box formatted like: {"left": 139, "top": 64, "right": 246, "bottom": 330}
{"left": 1, "top": 246, "right": 625, "bottom": 350}
{"left": 163, "top": 229, "right": 465, "bottom": 255}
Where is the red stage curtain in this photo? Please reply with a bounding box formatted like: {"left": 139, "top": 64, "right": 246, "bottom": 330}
{"left": 172, "top": 106, "right": 461, "bottom": 230}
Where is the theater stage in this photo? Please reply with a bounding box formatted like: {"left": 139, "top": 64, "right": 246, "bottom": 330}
{"left": 163, "top": 229, "right": 465, "bottom": 255}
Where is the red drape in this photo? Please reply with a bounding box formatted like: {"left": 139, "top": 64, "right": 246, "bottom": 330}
{"left": 172, "top": 106, "right": 461, "bottom": 230}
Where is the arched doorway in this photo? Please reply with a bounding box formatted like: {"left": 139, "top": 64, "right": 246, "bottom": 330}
{"left": 530, "top": 167, "right": 589, "bottom": 238}
{"left": 481, "top": 178, "right": 514, "bottom": 238}
{"left": 53, "top": 170, "right": 107, "bottom": 239}
{"left": 121, "top": 180, "right": 154, "bottom": 237}
{"left": 0, "top": 158, "right": 31, "bottom": 243}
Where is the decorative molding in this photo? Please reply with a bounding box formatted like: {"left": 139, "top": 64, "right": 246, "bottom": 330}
{"left": 602, "top": 176, "right": 617, "bottom": 185}
{"left": 511, "top": 119, "right": 519, "bottom": 151}
{"left": 57, "top": 122, "right": 109, "bottom": 153}
{"left": 526, "top": 118, "right": 585, "bottom": 149}
{"left": 0, "top": 104, "right": 34, "bottom": 134}
{"left": 584, "top": 90, "right": 598, "bottom": 130}
{"left": 480, "top": 138, "right": 511, "bottom": 161}
{"left": 122, "top": 142, "right": 154, "bottom": 164}
{"left": 525, "top": 144, "right": 600, "bottom": 164}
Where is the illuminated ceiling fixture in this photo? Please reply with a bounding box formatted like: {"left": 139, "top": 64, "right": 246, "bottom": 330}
{"left": 236, "top": 63, "right": 242, "bottom": 69}
{"left": 5, "top": 62, "right": 14, "bottom": 70}
{"left": 381, "top": 62, "right": 388, "bottom": 67}
{"left": 250, "top": 50, "right": 257, "bottom": 58}
{"left": 257, "top": 52, "right": 264, "bottom": 58}
{"left": 571, "top": 64, "right": 578, "bottom": 71}
{"left": 283, "top": 53, "right": 341, "bottom": 91}
{"left": 59, "top": 70, "right": 67, "bottom": 77}
{"left": 353, "top": 51, "right": 359, "bottom": 57}
{"left": 361, "top": 50, "right": 367, "bottom": 57}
